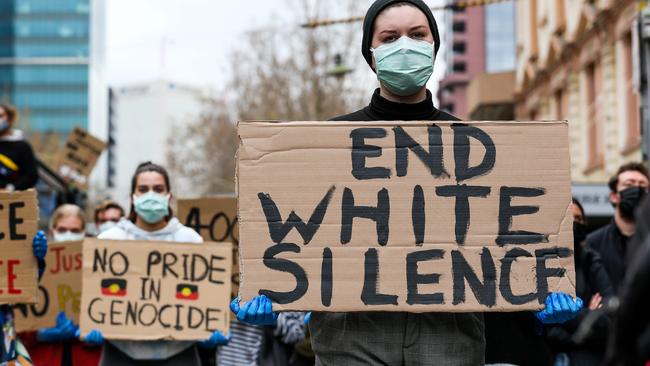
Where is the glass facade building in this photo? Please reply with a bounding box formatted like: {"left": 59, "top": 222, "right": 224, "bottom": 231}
{"left": 0, "top": 0, "right": 90, "bottom": 133}
{"left": 485, "top": 1, "right": 516, "bottom": 73}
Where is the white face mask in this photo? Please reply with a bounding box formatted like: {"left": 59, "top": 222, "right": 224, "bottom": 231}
{"left": 97, "top": 221, "right": 118, "bottom": 234}
{"left": 53, "top": 231, "right": 85, "bottom": 242}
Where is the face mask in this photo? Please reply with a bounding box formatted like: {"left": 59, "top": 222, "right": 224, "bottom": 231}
{"left": 573, "top": 221, "right": 587, "bottom": 248}
{"left": 53, "top": 231, "right": 85, "bottom": 242}
{"left": 618, "top": 186, "right": 647, "bottom": 220}
{"left": 98, "top": 221, "right": 118, "bottom": 234}
{"left": 0, "top": 118, "right": 9, "bottom": 133}
{"left": 133, "top": 192, "right": 169, "bottom": 224}
{"left": 372, "top": 36, "right": 434, "bottom": 96}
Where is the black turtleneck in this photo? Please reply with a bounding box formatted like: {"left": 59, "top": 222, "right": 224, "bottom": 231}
{"left": 331, "top": 89, "right": 459, "bottom": 121}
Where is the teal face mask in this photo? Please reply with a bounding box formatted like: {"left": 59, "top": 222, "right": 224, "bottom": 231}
{"left": 133, "top": 192, "right": 169, "bottom": 224}
{"left": 372, "top": 36, "right": 434, "bottom": 96}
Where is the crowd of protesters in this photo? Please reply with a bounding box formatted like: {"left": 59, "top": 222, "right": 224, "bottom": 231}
{"left": 1, "top": 0, "right": 649, "bottom": 365}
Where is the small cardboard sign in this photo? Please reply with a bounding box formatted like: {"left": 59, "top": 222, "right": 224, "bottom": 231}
{"left": 237, "top": 121, "right": 576, "bottom": 312}
{"left": 15, "top": 241, "right": 82, "bottom": 331}
{"left": 177, "top": 197, "right": 239, "bottom": 297}
{"left": 79, "top": 239, "right": 232, "bottom": 341}
{"left": 0, "top": 189, "right": 38, "bottom": 304}
{"left": 55, "top": 127, "right": 107, "bottom": 189}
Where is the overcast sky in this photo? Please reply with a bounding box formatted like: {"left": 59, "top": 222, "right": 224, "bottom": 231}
{"left": 105, "top": 0, "right": 448, "bottom": 95}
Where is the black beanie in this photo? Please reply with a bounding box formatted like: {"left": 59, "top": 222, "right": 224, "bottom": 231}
{"left": 361, "top": 0, "right": 441, "bottom": 68}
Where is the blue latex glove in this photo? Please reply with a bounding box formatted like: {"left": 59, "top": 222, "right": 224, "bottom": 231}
{"left": 303, "top": 312, "right": 311, "bottom": 325}
{"left": 535, "top": 292, "right": 583, "bottom": 324}
{"left": 37, "top": 312, "right": 78, "bottom": 342}
{"left": 32, "top": 230, "right": 47, "bottom": 261}
{"left": 230, "top": 294, "right": 278, "bottom": 326}
{"left": 198, "top": 330, "right": 230, "bottom": 349}
{"left": 76, "top": 328, "right": 104, "bottom": 346}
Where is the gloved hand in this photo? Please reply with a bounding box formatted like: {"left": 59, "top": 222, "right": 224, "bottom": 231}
{"left": 535, "top": 292, "right": 583, "bottom": 324}
{"left": 303, "top": 312, "right": 312, "bottom": 325}
{"left": 76, "top": 328, "right": 104, "bottom": 346}
{"left": 198, "top": 330, "right": 230, "bottom": 349}
{"left": 32, "top": 230, "right": 47, "bottom": 261}
{"left": 230, "top": 294, "right": 278, "bottom": 326}
{"left": 37, "top": 312, "right": 78, "bottom": 342}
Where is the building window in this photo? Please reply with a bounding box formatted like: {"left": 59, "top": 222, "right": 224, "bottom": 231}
{"left": 442, "top": 104, "right": 455, "bottom": 113}
{"left": 452, "top": 6, "right": 465, "bottom": 13}
{"left": 453, "top": 42, "right": 466, "bottom": 54}
{"left": 453, "top": 62, "right": 466, "bottom": 73}
{"left": 585, "top": 62, "right": 603, "bottom": 170}
{"left": 623, "top": 32, "right": 641, "bottom": 149}
{"left": 452, "top": 21, "right": 466, "bottom": 33}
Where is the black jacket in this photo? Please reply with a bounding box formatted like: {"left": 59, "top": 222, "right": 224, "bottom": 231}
{"left": 586, "top": 220, "right": 629, "bottom": 291}
{"left": 605, "top": 196, "right": 650, "bottom": 365}
{"left": 332, "top": 88, "right": 457, "bottom": 122}
{"left": 0, "top": 130, "right": 38, "bottom": 190}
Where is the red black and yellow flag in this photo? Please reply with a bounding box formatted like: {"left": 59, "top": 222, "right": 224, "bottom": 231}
{"left": 176, "top": 284, "right": 199, "bottom": 300}
{"left": 101, "top": 278, "right": 127, "bottom": 296}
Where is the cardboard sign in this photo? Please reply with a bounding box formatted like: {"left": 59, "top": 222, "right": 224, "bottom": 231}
{"left": 15, "top": 241, "right": 82, "bottom": 331}
{"left": 237, "top": 121, "right": 575, "bottom": 312}
{"left": 79, "top": 239, "right": 232, "bottom": 341}
{"left": 55, "top": 127, "right": 107, "bottom": 189}
{"left": 0, "top": 190, "right": 38, "bottom": 304}
{"left": 177, "top": 197, "right": 239, "bottom": 297}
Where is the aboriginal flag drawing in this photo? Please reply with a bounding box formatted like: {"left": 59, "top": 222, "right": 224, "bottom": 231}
{"left": 176, "top": 284, "right": 199, "bottom": 300}
{"left": 101, "top": 278, "right": 127, "bottom": 296}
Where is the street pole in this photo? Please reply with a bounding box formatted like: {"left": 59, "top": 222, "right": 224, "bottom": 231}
{"left": 639, "top": 1, "right": 650, "bottom": 162}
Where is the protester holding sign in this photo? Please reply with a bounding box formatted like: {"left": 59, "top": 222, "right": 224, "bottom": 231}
{"left": 89, "top": 162, "right": 228, "bottom": 366}
{"left": 0, "top": 231, "right": 47, "bottom": 365}
{"left": 233, "top": 1, "right": 582, "bottom": 365}
{"left": 0, "top": 104, "right": 38, "bottom": 192}
{"left": 20, "top": 204, "right": 101, "bottom": 366}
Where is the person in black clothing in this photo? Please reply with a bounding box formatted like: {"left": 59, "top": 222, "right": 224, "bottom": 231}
{"left": 0, "top": 103, "right": 38, "bottom": 191}
{"left": 604, "top": 196, "right": 650, "bottom": 366}
{"left": 545, "top": 198, "right": 614, "bottom": 366}
{"left": 232, "top": 1, "right": 581, "bottom": 365}
{"left": 586, "top": 162, "right": 649, "bottom": 291}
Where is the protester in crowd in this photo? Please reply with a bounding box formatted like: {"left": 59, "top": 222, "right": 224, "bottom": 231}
{"left": 231, "top": 1, "right": 582, "bottom": 365}
{"left": 83, "top": 162, "right": 228, "bottom": 366}
{"left": 0, "top": 231, "right": 47, "bottom": 365}
{"left": 21, "top": 204, "right": 101, "bottom": 366}
{"left": 0, "top": 103, "right": 38, "bottom": 192}
{"left": 216, "top": 312, "right": 307, "bottom": 366}
{"left": 605, "top": 196, "right": 650, "bottom": 365}
{"left": 586, "top": 162, "right": 649, "bottom": 291}
{"left": 93, "top": 200, "right": 125, "bottom": 235}
{"left": 544, "top": 198, "right": 615, "bottom": 366}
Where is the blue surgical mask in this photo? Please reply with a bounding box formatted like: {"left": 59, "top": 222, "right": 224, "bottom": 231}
{"left": 133, "top": 192, "right": 170, "bottom": 224}
{"left": 97, "top": 220, "right": 118, "bottom": 234}
{"left": 53, "top": 231, "right": 85, "bottom": 242}
{"left": 372, "top": 36, "right": 434, "bottom": 96}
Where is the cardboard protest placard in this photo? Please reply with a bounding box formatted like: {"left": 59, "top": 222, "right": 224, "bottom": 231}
{"left": 0, "top": 189, "right": 38, "bottom": 304}
{"left": 177, "top": 196, "right": 239, "bottom": 297}
{"left": 237, "top": 121, "right": 575, "bottom": 312}
{"left": 55, "top": 127, "right": 107, "bottom": 189}
{"left": 79, "top": 239, "right": 232, "bottom": 341}
{"left": 15, "top": 241, "right": 82, "bottom": 331}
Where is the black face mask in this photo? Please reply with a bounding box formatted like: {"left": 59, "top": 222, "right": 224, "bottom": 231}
{"left": 618, "top": 186, "right": 647, "bottom": 220}
{"left": 573, "top": 221, "right": 587, "bottom": 247}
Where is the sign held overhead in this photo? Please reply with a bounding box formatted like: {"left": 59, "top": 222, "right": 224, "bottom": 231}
{"left": 237, "top": 121, "right": 575, "bottom": 312}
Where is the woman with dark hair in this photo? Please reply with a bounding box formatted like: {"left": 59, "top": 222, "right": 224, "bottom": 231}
{"left": 85, "top": 162, "right": 228, "bottom": 366}
{"left": 0, "top": 103, "right": 38, "bottom": 192}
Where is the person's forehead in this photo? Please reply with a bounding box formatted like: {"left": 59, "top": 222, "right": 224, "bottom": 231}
{"left": 137, "top": 171, "right": 165, "bottom": 185}
{"left": 56, "top": 215, "right": 82, "bottom": 227}
{"left": 375, "top": 5, "right": 430, "bottom": 31}
{"left": 104, "top": 207, "right": 122, "bottom": 217}
{"left": 619, "top": 170, "right": 649, "bottom": 184}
